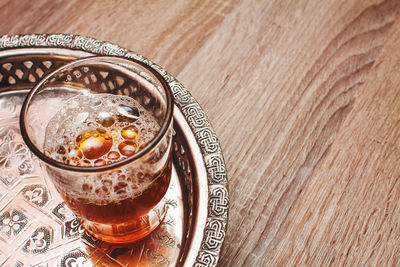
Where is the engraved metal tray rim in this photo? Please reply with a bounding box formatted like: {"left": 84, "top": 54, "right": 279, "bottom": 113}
{"left": 0, "top": 33, "right": 228, "bottom": 267}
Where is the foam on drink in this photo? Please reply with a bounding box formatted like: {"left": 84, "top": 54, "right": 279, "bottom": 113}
{"left": 43, "top": 93, "right": 162, "bottom": 205}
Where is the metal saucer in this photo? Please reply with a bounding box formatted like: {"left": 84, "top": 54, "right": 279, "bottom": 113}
{"left": 0, "top": 34, "right": 228, "bottom": 267}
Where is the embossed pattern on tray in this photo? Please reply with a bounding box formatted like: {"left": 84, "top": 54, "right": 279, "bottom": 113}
{"left": 0, "top": 34, "right": 228, "bottom": 267}
{"left": 0, "top": 91, "right": 184, "bottom": 266}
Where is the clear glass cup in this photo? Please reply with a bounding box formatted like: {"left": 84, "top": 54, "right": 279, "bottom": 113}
{"left": 20, "top": 56, "right": 173, "bottom": 244}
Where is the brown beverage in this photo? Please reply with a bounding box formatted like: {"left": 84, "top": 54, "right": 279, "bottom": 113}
{"left": 43, "top": 93, "right": 172, "bottom": 243}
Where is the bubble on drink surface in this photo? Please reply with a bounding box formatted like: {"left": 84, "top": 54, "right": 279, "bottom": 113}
{"left": 107, "top": 151, "right": 120, "bottom": 161}
{"left": 97, "top": 111, "right": 115, "bottom": 127}
{"left": 94, "top": 159, "right": 107, "bottom": 166}
{"left": 121, "top": 126, "right": 138, "bottom": 139}
{"left": 76, "top": 130, "right": 113, "bottom": 160}
{"left": 118, "top": 141, "right": 138, "bottom": 157}
{"left": 117, "top": 104, "right": 139, "bottom": 123}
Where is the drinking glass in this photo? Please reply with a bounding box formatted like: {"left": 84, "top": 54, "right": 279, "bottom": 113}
{"left": 20, "top": 56, "right": 173, "bottom": 243}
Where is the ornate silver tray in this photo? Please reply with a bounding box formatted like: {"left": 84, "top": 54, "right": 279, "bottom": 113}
{"left": 0, "top": 34, "right": 228, "bottom": 266}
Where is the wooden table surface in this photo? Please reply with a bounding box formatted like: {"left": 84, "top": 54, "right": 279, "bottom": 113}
{"left": 1, "top": 0, "right": 400, "bottom": 266}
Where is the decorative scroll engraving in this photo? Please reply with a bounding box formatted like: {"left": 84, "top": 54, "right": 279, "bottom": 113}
{"left": 60, "top": 250, "right": 88, "bottom": 267}
{"left": 100, "top": 43, "right": 127, "bottom": 56}
{"left": 183, "top": 104, "right": 208, "bottom": 129}
{"left": 21, "top": 184, "right": 49, "bottom": 208}
{"left": 195, "top": 251, "right": 218, "bottom": 267}
{"left": 64, "top": 219, "right": 85, "bottom": 239}
{"left": 46, "top": 34, "right": 74, "bottom": 47}
{"left": 145, "top": 249, "right": 170, "bottom": 266}
{"left": 196, "top": 127, "right": 220, "bottom": 154}
{"left": 0, "top": 35, "right": 19, "bottom": 48}
{"left": 22, "top": 226, "right": 51, "bottom": 254}
{"left": 19, "top": 34, "right": 46, "bottom": 46}
{"left": 170, "top": 80, "right": 193, "bottom": 106}
{"left": 209, "top": 186, "right": 229, "bottom": 217}
{"left": 206, "top": 154, "right": 227, "bottom": 184}
{"left": 152, "top": 231, "right": 176, "bottom": 248}
{"left": 202, "top": 219, "right": 225, "bottom": 251}
{"left": 73, "top": 36, "right": 102, "bottom": 51}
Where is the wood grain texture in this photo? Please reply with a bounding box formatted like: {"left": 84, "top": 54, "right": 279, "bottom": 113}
{"left": 1, "top": 0, "right": 400, "bottom": 266}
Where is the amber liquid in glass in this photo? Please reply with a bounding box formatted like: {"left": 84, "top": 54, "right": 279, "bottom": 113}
{"left": 44, "top": 93, "right": 171, "bottom": 243}
{"left": 59, "top": 157, "right": 171, "bottom": 243}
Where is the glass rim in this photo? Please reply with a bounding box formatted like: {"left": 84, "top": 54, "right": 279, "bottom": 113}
{"left": 19, "top": 55, "right": 174, "bottom": 173}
